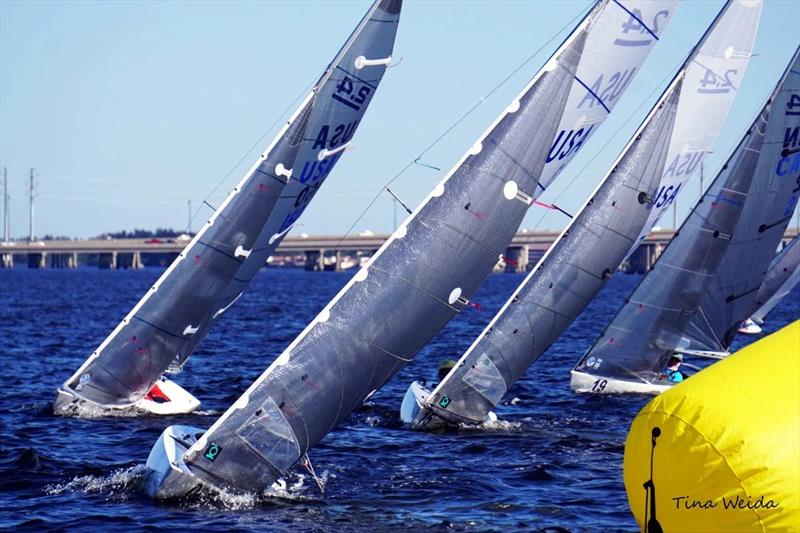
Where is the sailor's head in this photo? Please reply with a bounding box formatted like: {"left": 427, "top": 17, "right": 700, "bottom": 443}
{"left": 438, "top": 359, "right": 457, "bottom": 381}
{"left": 668, "top": 353, "right": 683, "bottom": 368}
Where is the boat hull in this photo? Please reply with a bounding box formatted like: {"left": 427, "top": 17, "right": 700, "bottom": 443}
{"left": 400, "top": 381, "right": 444, "bottom": 430}
{"left": 401, "top": 381, "right": 497, "bottom": 430}
{"left": 569, "top": 370, "right": 672, "bottom": 395}
{"left": 53, "top": 377, "right": 200, "bottom": 416}
{"left": 144, "top": 424, "right": 205, "bottom": 499}
{"left": 737, "top": 318, "right": 763, "bottom": 335}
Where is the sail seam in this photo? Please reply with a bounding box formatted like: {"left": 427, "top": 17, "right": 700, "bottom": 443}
{"left": 196, "top": 240, "right": 241, "bottom": 262}
{"left": 132, "top": 315, "right": 184, "bottom": 339}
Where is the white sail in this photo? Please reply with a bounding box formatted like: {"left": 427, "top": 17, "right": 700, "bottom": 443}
{"left": 572, "top": 42, "right": 799, "bottom": 395}
{"left": 53, "top": 0, "right": 402, "bottom": 416}
{"left": 631, "top": 0, "right": 761, "bottom": 253}
{"left": 412, "top": 1, "right": 767, "bottom": 428}
{"left": 539, "top": 0, "right": 679, "bottom": 190}
{"left": 142, "top": 0, "right": 680, "bottom": 498}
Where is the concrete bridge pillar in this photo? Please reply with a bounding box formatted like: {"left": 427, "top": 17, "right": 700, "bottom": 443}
{"left": 504, "top": 245, "right": 529, "bottom": 273}
{"left": 304, "top": 250, "right": 323, "bottom": 272}
{"left": 1, "top": 252, "right": 13, "bottom": 269}
{"left": 28, "top": 252, "right": 46, "bottom": 269}
{"left": 98, "top": 252, "right": 117, "bottom": 269}
{"left": 68, "top": 252, "right": 78, "bottom": 269}
{"left": 132, "top": 251, "right": 143, "bottom": 269}
{"left": 627, "top": 243, "right": 662, "bottom": 274}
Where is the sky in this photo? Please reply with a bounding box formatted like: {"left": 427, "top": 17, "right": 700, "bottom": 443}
{"left": 1, "top": 0, "right": 799, "bottom": 240}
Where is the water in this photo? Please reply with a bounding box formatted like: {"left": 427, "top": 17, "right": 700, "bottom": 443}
{"left": 1, "top": 267, "right": 796, "bottom": 532}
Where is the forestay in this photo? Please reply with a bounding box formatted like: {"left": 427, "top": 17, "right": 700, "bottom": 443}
{"left": 53, "top": 0, "right": 401, "bottom": 414}
{"left": 750, "top": 235, "right": 800, "bottom": 325}
{"left": 174, "top": 1, "right": 641, "bottom": 493}
{"left": 572, "top": 43, "right": 797, "bottom": 392}
{"left": 631, "top": 0, "right": 761, "bottom": 254}
{"left": 683, "top": 48, "right": 800, "bottom": 353}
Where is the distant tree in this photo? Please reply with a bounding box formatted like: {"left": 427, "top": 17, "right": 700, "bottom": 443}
{"left": 94, "top": 228, "right": 194, "bottom": 239}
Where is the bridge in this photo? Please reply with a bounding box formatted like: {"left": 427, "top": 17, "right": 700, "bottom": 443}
{"left": 1, "top": 228, "right": 797, "bottom": 274}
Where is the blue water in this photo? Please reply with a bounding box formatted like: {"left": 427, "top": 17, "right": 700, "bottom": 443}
{"left": 1, "top": 267, "right": 796, "bottom": 532}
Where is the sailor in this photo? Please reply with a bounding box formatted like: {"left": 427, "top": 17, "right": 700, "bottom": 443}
{"left": 661, "top": 354, "right": 685, "bottom": 383}
{"left": 437, "top": 359, "right": 457, "bottom": 382}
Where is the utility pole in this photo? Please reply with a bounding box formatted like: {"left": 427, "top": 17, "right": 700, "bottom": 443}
{"left": 28, "top": 168, "right": 36, "bottom": 242}
{"left": 2, "top": 167, "right": 9, "bottom": 242}
{"left": 187, "top": 198, "right": 192, "bottom": 233}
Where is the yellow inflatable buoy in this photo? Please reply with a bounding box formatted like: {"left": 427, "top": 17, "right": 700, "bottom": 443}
{"left": 623, "top": 320, "right": 800, "bottom": 532}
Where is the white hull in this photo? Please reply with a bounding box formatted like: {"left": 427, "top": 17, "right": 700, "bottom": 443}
{"left": 737, "top": 318, "right": 762, "bottom": 335}
{"left": 569, "top": 370, "right": 672, "bottom": 395}
{"left": 53, "top": 377, "right": 200, "bottom": 416}
{"left": 400, "top": 381, "right": 438, "bottom": 429}
{"left": 144, "top": 424, "right": 205, "bottom": 499}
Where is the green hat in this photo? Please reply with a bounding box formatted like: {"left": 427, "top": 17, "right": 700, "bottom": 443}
{"left": 438, "top": 359, "right": 457, "bottom": 372}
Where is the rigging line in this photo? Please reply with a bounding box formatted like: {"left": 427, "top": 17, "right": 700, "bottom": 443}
{"left": 532, "top": 199, "right": 573, "bottom": 219}
{"left": 413, "top": 158, "right": 440, "bottom": 171}
{"left": 333, "top": 2, "right": 593, "bottom": 249}
{"left": 190, "top": 78, "right": 317, "bottom": 227}
{"left": 529, "top": 58, "right": 683, "bottom": 233}
{"left": 696, "top": 305, "right": 726, "bottom": 352}
{"left": 385, "top": 187, "right": 412, "bottom": 214}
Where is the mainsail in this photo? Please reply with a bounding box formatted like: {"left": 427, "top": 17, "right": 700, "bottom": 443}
{"left": 682, "top": 48, "right": 800, "bottom": 353}
{"left": 418, "top": 0, "right": 758, "bottom": 427}
{"left": 53, "top": 0, "right": 402, "bottom": 415}
{"left": 571, "top": 43, "right": 799, "bottom": 394}
{"left": 146, "top": 0, "right": 674, "bottom": 497}
{"left": 750, "top": 234, "right": 800, "bottom": 325}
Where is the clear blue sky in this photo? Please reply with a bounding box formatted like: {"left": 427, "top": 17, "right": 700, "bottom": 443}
{"left": 1, "top": 0, "right": 798, "bottom": 239}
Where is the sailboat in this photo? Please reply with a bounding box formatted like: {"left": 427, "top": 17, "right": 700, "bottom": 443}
{"left": 142, "top": 0, "right": 680, "bottom": 498}
{"left": 570, "top": 45, "right": 800, "bottom": 394}
{"left": 740, "top": 234, "right": 800, "bottom": 333}
{"left": 404, "top": 0, "right": 761, "bottom": 429}
{"left": 53, "top": 0, "right": 402, "bottom": 416}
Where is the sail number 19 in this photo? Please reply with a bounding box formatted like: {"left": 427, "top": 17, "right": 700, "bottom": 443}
{"left": 592, "top": 379, "right": 608, "bottom": 393}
